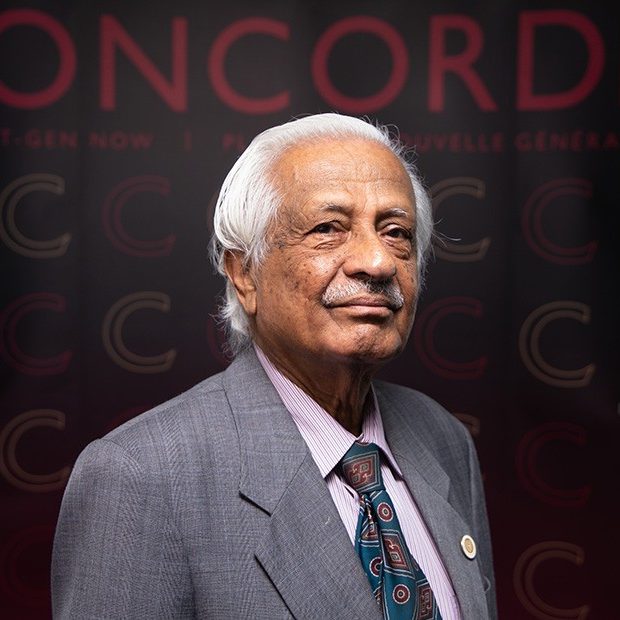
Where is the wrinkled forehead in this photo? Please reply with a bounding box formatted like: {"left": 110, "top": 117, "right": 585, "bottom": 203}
{"left": 270, "top": 137, "right": 414, "bottom": 195}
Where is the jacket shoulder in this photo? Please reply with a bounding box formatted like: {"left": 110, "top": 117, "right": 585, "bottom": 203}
{"left": 92, "top": 368, "right": 236, "bottom": 466}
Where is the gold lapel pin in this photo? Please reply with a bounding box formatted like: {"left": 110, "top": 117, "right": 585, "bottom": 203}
{"left": 460, "top": 534, "right": 477, "bottom": 560}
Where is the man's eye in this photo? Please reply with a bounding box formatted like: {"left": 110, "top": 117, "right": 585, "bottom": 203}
{"left": 311, "top": 222, "right": 336, "bottom": 234}
{"left": 386, "top": 227, "right": 413, "bottom": 240}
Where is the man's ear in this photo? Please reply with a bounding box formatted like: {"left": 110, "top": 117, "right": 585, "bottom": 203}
{"left": 224, "top": 251, "right": 257, "bottom": 316}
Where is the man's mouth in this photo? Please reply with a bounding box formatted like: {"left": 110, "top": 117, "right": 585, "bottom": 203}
{"left": 324, "top": 296, "right": 402, "bottom": 312}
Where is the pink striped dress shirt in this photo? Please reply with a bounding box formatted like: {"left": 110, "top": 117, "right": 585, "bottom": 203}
{"left": 255, "top": 346, "right": 461, "bottom": 619}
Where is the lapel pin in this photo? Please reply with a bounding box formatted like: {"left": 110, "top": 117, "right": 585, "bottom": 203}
{"left": 460, "top": 534, "right": 477, "bottom": 560}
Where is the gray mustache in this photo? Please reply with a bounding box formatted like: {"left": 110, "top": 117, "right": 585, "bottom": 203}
{"left": 321, "top": 278, "right": 404, "bottom": 310}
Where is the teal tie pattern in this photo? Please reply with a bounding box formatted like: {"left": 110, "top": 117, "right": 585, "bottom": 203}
{"left": 340, "top": 441, "right": 443, "bottom": 620}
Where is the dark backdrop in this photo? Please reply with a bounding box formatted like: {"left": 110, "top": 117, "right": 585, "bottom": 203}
{"left": 1, "top": 1, "right": 619, "bottom": 618}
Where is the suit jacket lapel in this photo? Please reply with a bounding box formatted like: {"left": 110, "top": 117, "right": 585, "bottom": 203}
{"left": 255, "top": 451, "right": 383, "bottom": 620}
{"left": 378, "top": 387, "right": 489, "bottom": 620}
{"left": 223, "top": 350, "right": 382, "bottom": 620}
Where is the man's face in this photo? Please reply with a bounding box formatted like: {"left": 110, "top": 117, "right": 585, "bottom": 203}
{"left": 235, "top": 138, "right": 419, "bottom": 370}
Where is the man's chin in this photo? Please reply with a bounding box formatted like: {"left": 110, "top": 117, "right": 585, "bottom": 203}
{"left": 329, "top": 337, "right": 405, "bottom": 367}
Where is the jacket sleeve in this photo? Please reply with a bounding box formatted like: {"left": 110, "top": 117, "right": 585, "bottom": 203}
{"left": 51, "top": 439, "right": 193, "bottom": 619}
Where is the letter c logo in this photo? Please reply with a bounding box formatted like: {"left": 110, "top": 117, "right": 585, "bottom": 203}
{"left": 522, "top": 179, "right": 597, "bottom": 265}
{"left": 519, "top": 301, "right": 595, "bottom": 388}
{"left": 431, "top": 177, "right": 490, "bottom": 262}
{"left": 514, "top": 541, "right": 589, "bottom": 619}
{"left": 0, "top": 410, "right": 70, "bottom": 492}
{"left": 0, "top": 174, "right": 71, "bottom": 258}
{"left": 414, "top": 297, "right": 487, "bottom": 380}
{"left": 0, "top": 293, "right": 72, "bottom": 375}
{"left": 102, "top": 291, "right": 176, "bottom": 373}
{"left": 516, "top": 422, "right": 590, "bottom": 507}
{"left": 101, "top": 175, "right": 175, "bottom": 257}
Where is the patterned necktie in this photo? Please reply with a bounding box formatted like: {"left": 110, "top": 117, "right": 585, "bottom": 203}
{"left": 340, "top": 441, "right": 443, "bottom": 620}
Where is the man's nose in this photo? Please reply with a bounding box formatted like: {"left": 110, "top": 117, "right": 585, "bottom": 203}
{"left": 342, "top": 230, "right": 397, "bottom": 280}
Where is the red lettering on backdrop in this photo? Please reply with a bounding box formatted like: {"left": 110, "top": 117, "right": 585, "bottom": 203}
{"left": 516, "top": 422, "right": 591, "bottom": 507}
{"left": 413, "top": 297, "right": 487, "bottom": 380}
{"left": 0, "top": 9, "right": 76, "bottom": 109}
{"left": 311, "top": 16, "right": 408, "bottom": 113}
{"left": 522, "top": 178, "right": 597, "bottom": 265}
{"left": 102, "top": 176, "right": 175, "bottom": 257}
{"left": 517, "top": 10, "right": 604, "bottom": 110}
{"left": 208, "top": 18, "right": 290, "bottom": 114}
{"left": 100, "top": 15, "right": 187, "bottom": 111}
{"left": 428, "top": 15, "right": 497, "bottom": 112}
{"left": 0, "top": 293, "right": 72, "bottom": 375}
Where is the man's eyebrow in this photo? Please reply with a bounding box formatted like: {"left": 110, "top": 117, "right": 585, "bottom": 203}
{"left": 317, "top": 204, "right": 352, "bottom": 215}
{"left": 315, "top": 205, "right": 413, "bottom": 219}
{"left": 381, "top": 207, "right": 413, "bottom": 219}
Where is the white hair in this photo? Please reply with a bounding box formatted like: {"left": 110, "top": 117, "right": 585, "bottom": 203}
{"left": 210, "top": 113, "right": 433, "bottom": 354}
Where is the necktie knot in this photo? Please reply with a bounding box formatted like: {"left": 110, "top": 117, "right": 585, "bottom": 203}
{"left": 340, "top": 441, "right": 384, "bottom": 494}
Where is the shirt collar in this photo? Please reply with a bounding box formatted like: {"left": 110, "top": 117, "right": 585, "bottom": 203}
{"left": 254, "top": 344, "right": 403, "bottom": 479}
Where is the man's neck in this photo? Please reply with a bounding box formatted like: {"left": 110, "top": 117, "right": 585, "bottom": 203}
{"left": 254, "top": 344, "right": 377, "bottom": 435}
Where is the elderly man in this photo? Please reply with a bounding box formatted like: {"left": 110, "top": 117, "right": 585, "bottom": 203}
{"left": 52, "top": 113, "right": 496, "bottom": 619}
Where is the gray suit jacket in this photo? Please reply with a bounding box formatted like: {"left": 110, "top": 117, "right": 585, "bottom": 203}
{"left": 52, "top": 348, "right": 496, "bottom": 619}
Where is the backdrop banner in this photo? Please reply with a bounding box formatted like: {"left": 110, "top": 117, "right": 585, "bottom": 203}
{"left": 1, "top": 1, "right": 618, "bottom": 618}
